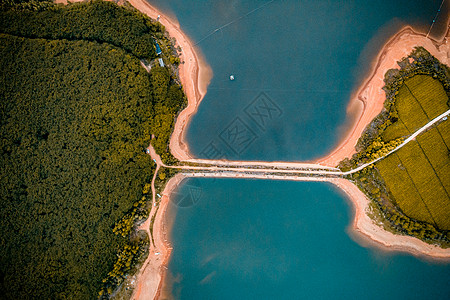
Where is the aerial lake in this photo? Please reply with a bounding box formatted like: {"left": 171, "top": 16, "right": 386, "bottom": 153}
{"left": 164, "top": 179, "right": 450, "bottom": 299}
{"left": 147, "top": 0, "right": 450, "bottom": 298}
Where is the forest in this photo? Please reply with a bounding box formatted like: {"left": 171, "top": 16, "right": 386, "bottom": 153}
{"left": 0, "top": 1, "right": 185, "bottom": 298}
{"left": 0, "top": 0, "right": 164, "bottom": 60}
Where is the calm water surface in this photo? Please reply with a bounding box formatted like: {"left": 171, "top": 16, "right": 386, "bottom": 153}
{"left": 164, "top": 179, "right": 450, "bottom": 299}
{"left": 147, "top": 0, "right": 450, "bottom": 298}
{"left": 151, "top": 0, "right": 448, "bottom": 161}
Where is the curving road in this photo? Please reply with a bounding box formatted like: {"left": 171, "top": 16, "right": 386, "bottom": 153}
{"left": 149, "top": 109, "right": 450, "bottom": 180}
{"left": 342, "top": 108, "right": 450, "bottom": 175}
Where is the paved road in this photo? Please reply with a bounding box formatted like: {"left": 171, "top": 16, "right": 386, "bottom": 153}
{"left": 342, "top": 109, "right": 450, "bottom": 175}
{"left": 184, "top": 158, "right": 339, "bottom": 171}
{"left": 148, "top": 109, "right": 450, "bottom": 180}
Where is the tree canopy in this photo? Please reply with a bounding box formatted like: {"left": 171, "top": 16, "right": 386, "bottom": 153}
{"left": 0, "top": 0, "right": 165, "bottom": 60}
{"left": 0, "top": 1, "right": 186, "bottom": 298}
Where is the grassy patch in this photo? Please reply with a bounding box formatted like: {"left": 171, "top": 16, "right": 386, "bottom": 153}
{"left": 345, "top": 49, "right": 450, "bottom": 244}
{"left": 405, "top": 75, "right": 449, "bottom": 119}
{"left": 384, "top": 75, "right": 449, "bottom": 139}
{"left": 376, "top": 74, "right": 450, "bottom": 229}
{"left": 381, "top": 119, "right": 410, "bottom": 141}
{"left": 416, "top": 127, "right": 449, "bottom": 169}
{"left": 376, "top": 155, "right": 434, "bottom": 224}
{"left": 396, "top": 141, "right": 450, "bottom": 230}
{"left": 436, "top": 162, "right": 450, "bottom": 196}
{"left": 419, "top": 176, "right": 450, "bottom": 230}
{"left": 378, "top": 74, "right": 450, "bottom": 230}
{"left": 376, "top": 138, "right": 450, "bottom": 230}
{"left": 395, "top": 83, "right": 429, "bottom": 132}
{"left": 437, "top": 119, "right": 450, "bottom": 148}
{"left": 396, "top": 142, "right": 436, "bottom": 187}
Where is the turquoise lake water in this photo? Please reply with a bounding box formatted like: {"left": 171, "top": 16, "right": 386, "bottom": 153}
{"left": 164, "top": 179, "right": 450, "bottom": 299}
{"left": 146, "top": 0, "right": 450, "bottom": 298}
{"left": 151, "top": 0, "right": 448, "bottom": 162}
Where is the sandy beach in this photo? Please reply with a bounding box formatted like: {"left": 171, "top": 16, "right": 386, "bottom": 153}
{"left": 331, "top": 178, "right": 450, "bottom": 260}
{"left": 127, "top": 0, "right": 213, "bottom": 162}
{"left": 117, "top": 1, "right": 450, "bottom": 298}
{"left": 124, "top": 0, "right": 213, "bottom": 298}
{"left": 132, "top": 173, "right": 184, "bottom": 300}
{"left": 32, "top": 0, "right": 449, "bottom": 299}
{"left": 316, "top": 25, "right": 450, "bottom": 167}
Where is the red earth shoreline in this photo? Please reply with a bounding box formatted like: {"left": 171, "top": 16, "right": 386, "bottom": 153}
{"left": 128, "top": 1, "right": 450, "bottom": 298}
{"left": 77, "top": 1, "right": 450, "bottom": 298}
{"left": 48, "top": 0, "right": 450, "bottom": 298}
{"left": 315, "top": 25, "right": 450, "bottom": 167}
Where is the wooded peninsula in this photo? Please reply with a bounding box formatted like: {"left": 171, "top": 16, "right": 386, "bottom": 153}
{"left": 0, "top": 0, "right": 185, "bottom": 298}
{"left": 1, "top": 0, "right": 449, "bottom": 299}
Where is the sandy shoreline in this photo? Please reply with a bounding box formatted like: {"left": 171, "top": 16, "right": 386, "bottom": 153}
{"left": 331, "top": 178, "right": 450, "bottom": 260}
{"left": 125, "top": 1, "right": 212, "bottom": 298}
{"left": 126, "top": 0, "right": 212, "bottom": 162}
{"left": 132, "top": 173, "right": 184, "bottom": 300}
{"left": 316, "top": 25, "right": 450, "bottom": 167}
{"left": 125, "top": 1, "right": 450, "bottom": 299}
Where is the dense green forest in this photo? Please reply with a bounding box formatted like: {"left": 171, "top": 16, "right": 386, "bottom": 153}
{"left": 0, "top": 0, "right": 163, "bottom": 60}
{"left": 0, "top": 1, "right": 185, "bottom": 298}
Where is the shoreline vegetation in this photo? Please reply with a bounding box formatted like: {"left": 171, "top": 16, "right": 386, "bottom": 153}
{"left": 2, "top": 0, "right": 450, "bottom": 299}
{"left": 127, "top": 1, "right": 450, "bottom": 299}
{"left": 0, "top": 0, "right": 188, "bottom": 298}
{"left": 339, "top": 47, "right": 450, "bottom": 247}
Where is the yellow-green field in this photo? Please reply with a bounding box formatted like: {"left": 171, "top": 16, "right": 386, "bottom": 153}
{"left": 376, "top": 75, "right": 450, "bottom": 230}
{"left": 382, "top": 75, "right": 449, "bottom": 141}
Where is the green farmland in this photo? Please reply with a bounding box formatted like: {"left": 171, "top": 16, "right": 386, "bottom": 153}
{"left": 382, "top": 75, "right": 449, "bottom": 141}
{"left": 376, "top": 75, "right": 450, "bottom": 231}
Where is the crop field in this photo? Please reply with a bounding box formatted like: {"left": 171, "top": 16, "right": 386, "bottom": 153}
{"left": 416, "top": 128, "right": 449, "bottom": 170}
{"left": 395, "top": 84, "right": 429, "bottom": 131}
{"left": 376, "top": 74, "right": 450, "bottom": 230}
{"left": 382, "top": 120, "right": 410, "bottom": 142}
{"left": 437, "top": 118, "right": 450, "bottom": 147}
{"left": 376, "top": 154, "right": 435, "bottom": 224}
{"left": 437, "top": 162, "right": 450, "bottom": 196}
{"left": 376, "top": 125, "right": 450, "bottom": 230}
{"left": 404, "top": 75, "right": 449, "bottom": 119}
{"left": 381, "top": 75, "right": 449, "bottom": 141}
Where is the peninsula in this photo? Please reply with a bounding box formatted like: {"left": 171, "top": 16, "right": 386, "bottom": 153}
{"left": 128, "top": 1, "right": 450, "bottom": 299}
{"left": 1, "top": 1, "right": 449, "bottom": 299}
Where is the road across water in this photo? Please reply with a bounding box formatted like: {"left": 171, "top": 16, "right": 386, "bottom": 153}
{"left": 149, "top": 109, "right": 450, "bottom": 182}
